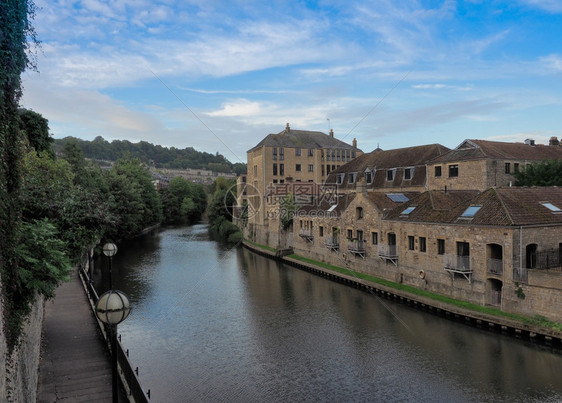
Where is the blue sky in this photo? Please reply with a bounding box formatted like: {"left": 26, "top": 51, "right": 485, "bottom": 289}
{"left": 22, "top": 0, "right": 562, "bottom": 164}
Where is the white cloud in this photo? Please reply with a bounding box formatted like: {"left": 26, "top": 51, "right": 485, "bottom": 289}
{"left": 519, "top": 0, "right": 562, "bottom": 13}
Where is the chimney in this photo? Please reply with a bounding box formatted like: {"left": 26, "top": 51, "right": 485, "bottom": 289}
{"left": 352, "top": 138, "right": 357, "bottom": 148}
{"left": 285, "top": 123, "right": 290, "bottom": 133}
{"left": 329, "top": 129, "right": 334, "bottom": 138}
{"left": 549, "top": 136, "right": 559, "bottom": 146}
{"left": 524, "top": 138, "right": 535, "bottom": 146}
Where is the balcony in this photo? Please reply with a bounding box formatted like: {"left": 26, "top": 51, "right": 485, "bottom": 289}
{"left": 347, "top": 239, "right": 365, "bottom": 258}
{"left": 487, "top": 258, "right": 503, "bottom": 276}
{"left": 444, "top": 254, "right": 472, "bottom": 283}
{"left": 299, "top": 229, "right": 314, "bottom": 243}
{"left": 324, "top": 236, "right": 339, "bottom": 252}
{"left": 378, "top": 244, "right": 398, "bottom": 265}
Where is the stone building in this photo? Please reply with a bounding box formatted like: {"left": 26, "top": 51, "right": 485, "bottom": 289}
{"left": 325, "top": 143, "right": 449, "bottom": 193}
{"left": 242, "top": 123, "right": 362, "bottom": 246}
{"left": 427, "top": 138, "right": 562, "bottom": 191}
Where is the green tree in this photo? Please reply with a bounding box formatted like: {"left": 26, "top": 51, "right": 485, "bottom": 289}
{"left": 0, "top": 0, "right": 41, "bottom": 347}
{"left": 514, "top": 160, "right": 562, "bottom": 186}
{"left": 160, "top": 176, "right": 207, "bottom": 224}
{"left": 19, "top": 108, "right": 53, "bottom": 157}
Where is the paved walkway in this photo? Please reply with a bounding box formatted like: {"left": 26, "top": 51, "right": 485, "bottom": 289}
{"left": 37, "top": 269, "right": 124, "bottom": 402}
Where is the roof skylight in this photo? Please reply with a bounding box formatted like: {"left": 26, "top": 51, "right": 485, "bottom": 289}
{"left": 401, "top": 206, "right": 416, "bottom": 215}
{"left": 461, "top": 205, "right": 481, "bottom": 218}
{"left": 541, "top": 202, "right": 561, "bottom": 212}
{"left": 387, "top": 193, "right": 409, "bottom": 202}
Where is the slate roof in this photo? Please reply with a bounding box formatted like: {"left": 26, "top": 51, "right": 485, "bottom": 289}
{"left": 325, "top": 143, "right": 449, "bottom": 189}
{"left": 430, "top": 139, "right": 562, "bottom": 164}
{"left": 383, "top": 187, "right": 562, "bottom": 226}
{"left": 298, "top": 192, "right": 356, "bottom": 217}
{"left": 248, "top": 126, "right": 361, "bottom": 152}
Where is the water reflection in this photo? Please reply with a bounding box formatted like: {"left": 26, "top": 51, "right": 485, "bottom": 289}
{"left": 105, "top": 225, "right": 562, "bottom": 402}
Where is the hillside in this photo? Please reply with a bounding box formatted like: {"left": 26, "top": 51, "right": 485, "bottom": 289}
{"left": 53, "top": 136, "right": 246, "bottom": 174}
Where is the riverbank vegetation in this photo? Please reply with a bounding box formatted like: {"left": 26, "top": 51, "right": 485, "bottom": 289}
{"left": 207, "top": 178, "right": 243, "bottom": 243}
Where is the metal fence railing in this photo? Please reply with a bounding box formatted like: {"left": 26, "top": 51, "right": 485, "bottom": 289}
{"left": 79, "top": 265, "right": 150, "bottom": 402}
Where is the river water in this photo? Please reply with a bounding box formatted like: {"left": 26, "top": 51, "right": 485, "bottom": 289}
{"left": 93, "top": 224, "right": 562, "bottom": 402}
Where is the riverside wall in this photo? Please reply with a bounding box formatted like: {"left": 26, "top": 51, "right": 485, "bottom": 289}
{"left": 0, "top": 293, "right": 44, "bottom": 403}
{"left": 242, "top": 240, "right": 562, "bottom": 346}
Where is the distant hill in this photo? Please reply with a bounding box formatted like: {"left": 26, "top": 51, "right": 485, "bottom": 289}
{"left": 53, "top": 136, "right": 246, "bottom": 174}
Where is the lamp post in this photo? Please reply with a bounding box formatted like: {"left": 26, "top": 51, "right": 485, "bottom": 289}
{"left": 102, "top": 242, "right": 118, "bottom": 289}
{"left": 95, "top": 290, "right": 131, "bottom": 403}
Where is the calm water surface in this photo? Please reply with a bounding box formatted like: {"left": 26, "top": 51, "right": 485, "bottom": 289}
{"left": 93, "top": 225, "right": 562, "bottom": 402}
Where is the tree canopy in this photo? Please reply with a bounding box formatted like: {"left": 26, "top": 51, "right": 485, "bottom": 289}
{"left": 514, "top": 160, "right": 562, "bottom": 186}
{"left": 53, "top": 136, "right": 247, "bottom": 174}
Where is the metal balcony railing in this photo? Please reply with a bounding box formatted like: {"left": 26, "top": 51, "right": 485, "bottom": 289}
{"left": 487, "top": 258, "right": 503, "bottom": 275}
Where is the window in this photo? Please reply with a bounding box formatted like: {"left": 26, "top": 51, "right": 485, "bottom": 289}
{"left": 401, "top": 206, "right": 416, "bottom": 215}
{"left": 346, "top": 150, "right": 351, "bottom": 161}
{"left": 408, "top": 236, "right": 415, "bottom": 251}
{"left": 327, "top": 165, "right": 331, "bottom": 174}
{"left": 308, "top": 164, "right": 314, "bottom": 172}
{"left": 336, "top": 173, "right": 345, "bottom": 185}
{"left": 435, "top": 166, "right": 442, "bottom": 177}
{"left": 404, "top": 167, "right": 414, "bottom": 180}
{"left": 296, "top": 164, "right": 301, "bottom": 172}
{"left": 273, "top": 163, "right": 278, "bottom": 175}
{"left": 365, "top": 170, "right": 372, "bottom": 184}
{"left": 461, "top": 205, "right": 481, "bottom": 218}
{"left": 273, "top": 148, "right": 277, "bottom": 160}
{"left": 514, "top": 163, "right": 520, "bottom": 173}
{"left": 253, "top": 165, "right": 257, "bottom": 176}
{"left": 347, "top": 229, "right": 353, "bottom": 240}
{"left": 279, "top": 148, "right": 284, "bottom": 160}
{"left": 386, "top": 169, "right": 396, "bottom": 181}
{"left": 420, "top": 237, "right": 426, "bottom": 252}
{"left": 387, "top": 193, "right": 409, "bottom": 202}
{"left": 280, "top": 164, "right": 284, "bottom": 176}
{"left": 372, "top": 232, "right": 378, "bottom": 245}
{"left": 319, "top": 226, "right": 324, "bottom": 237}
{"left": 352, "top": 151, "right": 356, "bottom": 158}
{"left": 349, "top": 172, "right": 357, "bottom": 184}
{"left": 331, "top": 150, "right": 336, "bottom": 161}
{"left": 449, "top": 164, "right": 459, "bottom": 177}
{"left": 336, "top": 150, "right": 341, "bottom": 161}
{"left": 541, "top": 202, "right": 562, "bottom": 212}
{"left": 295, "top": 148, "right": 301, "bottom": 156}
{"left": 505, "top": 162, "right": 510, "bottom": 174}
{"left": 356, "top": 230, "right": 363, "bottom": 241}
{"left": 308, "top": 148, "right": 313, "bottom": 157}
{"left": 273, "top": 179, "right": 278, "bottom": 184}
{"left": 321, "top": 165, "right": 325, "bottom": 176}
{"left": 280, "top": 179, "right": 284, "bottom": 183}
{"left": 437, "top": 239, "right": 445, "bottom": 255}
{"left": 356, "top": 207, "right": 363, "bottom": 219}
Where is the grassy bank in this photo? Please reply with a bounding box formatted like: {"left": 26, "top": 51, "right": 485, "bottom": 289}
{"left": 255, "top": 249, "right": 560, "bottom": 332}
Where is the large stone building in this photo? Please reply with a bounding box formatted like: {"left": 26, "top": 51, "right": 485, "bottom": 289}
{"left": 239, "top": 123, "right": 363, "bottom": 246}
{"left": 426, "top": 138, "right": 562, "bottom": 191}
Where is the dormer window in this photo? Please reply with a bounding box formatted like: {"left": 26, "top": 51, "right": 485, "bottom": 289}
{"left": 365, "top": 169, "right": 373, "bottom": 184}
{"left": 386, "top": 169, "right": 396, "bottom": 181}
{"left": 348, "top": 172, "right": 357, "bottom": 184}
{"left": 336, "top": 173, "right": 345, "bottom": 185}
{"left": 404, "top": 167, "right": 414, "bottom": 180}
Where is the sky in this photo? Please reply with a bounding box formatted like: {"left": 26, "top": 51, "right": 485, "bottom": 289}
{"left": 21, "top": 0, "right": 562, "bottom": 165}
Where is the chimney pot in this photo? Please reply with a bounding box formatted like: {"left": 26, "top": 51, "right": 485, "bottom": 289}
{"left": 329, "top": 129, "right": 334, "bottom": 138}
{"left": 549, "top": 136, "right": 559, "bottom": 146}
{"left": 285, "top": 123, "right": 290, "bottom": 133}
{"left": 352, "top": 138, "right": 357, "bottom": 148}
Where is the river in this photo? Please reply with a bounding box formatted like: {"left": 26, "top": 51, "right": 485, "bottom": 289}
{"left": 92, "top": 224, "right": 562, "bottom": 402}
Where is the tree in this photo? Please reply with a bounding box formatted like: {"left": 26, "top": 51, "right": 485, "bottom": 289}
{"left": 0, "top": 0, "right": 41, "bottom": 347}
{"left": 160, "top": 176, "right": 207, "bottom": 224}
{"left": 514, "top": 160, "right": 562, "bottom": 186}
{"left": 19, "top": 108, "right": 53, "bottom": 157}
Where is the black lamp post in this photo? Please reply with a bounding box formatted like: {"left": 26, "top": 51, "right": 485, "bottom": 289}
{"left": 102, "top": 242, "right": 118, "bottom": 289}
{"left": 95, "top": 289, "right": 131, "bottom": 403}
